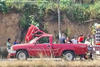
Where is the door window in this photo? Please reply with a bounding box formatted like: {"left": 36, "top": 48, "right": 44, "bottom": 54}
{"left": 37, "top": 37, "right": 49, "bottom": 44}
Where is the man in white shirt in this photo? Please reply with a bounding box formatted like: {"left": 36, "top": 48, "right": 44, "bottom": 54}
{"left": 71, "top": 36, "right": 78, "bottom": 44}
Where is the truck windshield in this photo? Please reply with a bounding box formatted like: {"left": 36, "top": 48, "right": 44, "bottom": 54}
{"left": 29, "top": 37, "right": 38, "bottom": 44}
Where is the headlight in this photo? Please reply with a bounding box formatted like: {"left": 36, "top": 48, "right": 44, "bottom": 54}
{"left": 9, "top": 46, "right": 16, "bottom": 53}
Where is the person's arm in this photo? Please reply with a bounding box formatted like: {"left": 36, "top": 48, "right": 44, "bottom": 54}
{"left": 78, "top": 37, "right": 80, "bottom": 42}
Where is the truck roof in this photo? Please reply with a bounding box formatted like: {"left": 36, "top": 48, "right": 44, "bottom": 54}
{"left": 41, "top": 34, "right": 52, "bottom": 37}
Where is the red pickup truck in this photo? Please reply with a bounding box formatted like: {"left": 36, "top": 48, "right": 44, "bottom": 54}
{"left": 8, "top": 25, "right": 88, "bottom": 60}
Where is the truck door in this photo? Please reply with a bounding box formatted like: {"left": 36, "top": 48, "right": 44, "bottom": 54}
{"left": 74, "top": 44, "right": 87, "bottom": 55}
{"left": 31, "top": 36, "right": 52, "bottom": 57}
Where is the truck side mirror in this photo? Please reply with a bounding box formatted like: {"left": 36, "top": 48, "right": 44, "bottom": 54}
{"left": 33, "top": 42, "right": 37, "bottom": 45}
{"left": 47, "top": 45, "right": 50, "bottom": 47}
{"left": 34, "top": 41, "right": 39, "bottom": 45}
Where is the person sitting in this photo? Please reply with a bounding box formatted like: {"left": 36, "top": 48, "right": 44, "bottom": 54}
{"left": 78, "top": 34, "right": 84, "bottom": 43}
{"left": 13, "top": 40, "right": 19, "bottom": 45}
{"left": 59, "top": 33, "right": 66, "bottom": 44}
{"left": 71, "top": 36, "right": 78, "bottom": 44}
{"left": 65, "top": 37, "right": 73, "bottom": 44}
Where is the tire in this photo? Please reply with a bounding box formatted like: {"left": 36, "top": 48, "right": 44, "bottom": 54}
{"left": 16, "top": 50, "right": 28, "bottom": 60}
{"left": 63, "top": 51, "right": 75, "bottom": 61}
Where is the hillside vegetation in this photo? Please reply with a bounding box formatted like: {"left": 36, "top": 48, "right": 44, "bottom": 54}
{"left": 0, "top": 0, "right": 100, "bottom": 30}
{"left": 0, "top": 0, "right": 100, "bottom": 46}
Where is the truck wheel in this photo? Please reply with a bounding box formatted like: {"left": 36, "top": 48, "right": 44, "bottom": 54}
{"left": 16, "top": 50, "right": 28, "bottom": 60}
{"left": 63, "top": 51, "right": 75, "bottom": 61}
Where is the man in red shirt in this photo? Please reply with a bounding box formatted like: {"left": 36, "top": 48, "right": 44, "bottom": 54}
{"left": 78, "top": 34, "right": 84, "bottom": 43}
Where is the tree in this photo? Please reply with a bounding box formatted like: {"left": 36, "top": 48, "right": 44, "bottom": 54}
{"left": 74, "top": 0, "right": 83, "bottom": 4}
{"left": 91, "top": 0, "right": 94, "bottom": 4}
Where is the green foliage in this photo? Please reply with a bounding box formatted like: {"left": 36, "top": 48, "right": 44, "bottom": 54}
{"left": 60, "top": 0, "right": 73, "bottom": 9}
{"left": 1, "top": 0, "right": 100, "bottom": 28}
{"left": 19, "top": 15, "right": 27, "bottom": 29}
{"left": 66, "top": 4, "right": 90, "bottom": 23}
{"left": 29, "top": 15, "right": 39, "bottom": 27}
{"left": 0, "top": 1, "right": 8, "bottom": 13}
{"left": 88, "top": 1, "right": 100, "bottom": 19}
{"left": 19, "top": 4, "right": 40, "bottom": 29}
{"left": 5, "top": 0, "right": 27, "bottom": 10}
{"left": 65, "top": 28, "right": 71, "bottom": 37}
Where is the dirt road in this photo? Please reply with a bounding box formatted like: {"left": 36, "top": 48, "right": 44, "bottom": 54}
{"left": 0, "top": 58, "right": 100, "bottom": 67}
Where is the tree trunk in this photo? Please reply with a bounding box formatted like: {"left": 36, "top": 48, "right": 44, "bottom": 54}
{"left": 75, "top": 0, "right": 83, "bottom": 4}
{"left": 81, "top": 0, "right": 83, "bottom": 4}
{"left": 91, "top": 0, "right": 94, "bottom": 4}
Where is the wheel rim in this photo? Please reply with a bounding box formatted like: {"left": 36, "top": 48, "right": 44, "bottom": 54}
{"left": 64, "top": 53, "right": 73, "bottom": 61}
{"left": 18, "top": 52, "right": 26, "bottom": 60}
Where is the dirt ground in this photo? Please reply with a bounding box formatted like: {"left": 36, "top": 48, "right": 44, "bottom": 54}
{"left": 0, "top": 59, "right": 100, "bottom": 67}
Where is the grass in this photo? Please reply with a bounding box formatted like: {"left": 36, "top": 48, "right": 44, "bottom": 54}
{"left": 0, "top": 59, "right": 100, "bottom": 67}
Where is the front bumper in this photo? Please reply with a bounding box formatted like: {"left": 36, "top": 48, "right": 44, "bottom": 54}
{"left": 8, "top": 50, "right": 16, "bottom": 58}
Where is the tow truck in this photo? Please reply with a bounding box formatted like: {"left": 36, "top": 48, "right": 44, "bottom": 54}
{"left": 8, "top": 25, "right": 88, "bottom": 60}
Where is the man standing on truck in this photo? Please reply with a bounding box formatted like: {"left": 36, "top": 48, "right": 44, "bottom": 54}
{"left": 78, "top": 34, "right": 85, "bottom": 43}
{"left": 59, "top": 33, "right": 66, "bottom": 43}
{"left": 71, "top": 36, "right": 78, "bottom": 44}
{"left": 13, "top": 40, "right": 19, "bottom": 45}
